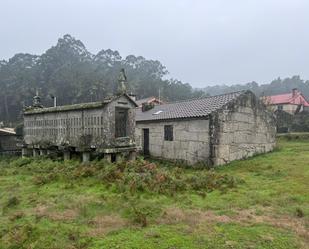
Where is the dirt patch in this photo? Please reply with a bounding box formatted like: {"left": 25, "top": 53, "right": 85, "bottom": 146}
{"left": 158, "top": 208, "right": 233, "bottom": 226}
{"left": 86, "top": 214, "right": 127, "bottom": 237}
{"left": 158, "top": 207, "right": 309, "bottom": 247}
{"left": 33, "top": 204, "right": 78, "bottom": 221}
{"left": 235, "top": 209, "right": 309, "bottom": 246}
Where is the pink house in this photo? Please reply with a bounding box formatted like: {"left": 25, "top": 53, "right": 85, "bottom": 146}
{"left": 263, "top": 88, "right": 309, "bottom": 114}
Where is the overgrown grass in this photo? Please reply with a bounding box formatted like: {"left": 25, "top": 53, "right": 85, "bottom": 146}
{"left": 0, "top": 138, "right": 308, "bottom": 248}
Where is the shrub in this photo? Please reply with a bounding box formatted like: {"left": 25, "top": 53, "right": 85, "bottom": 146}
{"left": 295, "top": 207, "right": 304, "bottom": 218}
{"left": 6, "top": 196, "right": 19, "bottom": 208}
{"left": 9, "top": 211, "right": 25, "bottom": 221}
{"left": 11, "top": 157, "right": 33, "bottom": 167}
{"left": 126, "top": 197, "right": 161, "bottom": 227}
{"left": 32, "top": 173, "right": 57, "bottom": 185}
{"left": 4, "top": 156, "right": 242, "bottom": 196}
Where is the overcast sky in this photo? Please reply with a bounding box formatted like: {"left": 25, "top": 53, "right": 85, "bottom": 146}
{"left": 1, "top": 0, "right": 309, "bottom": 87}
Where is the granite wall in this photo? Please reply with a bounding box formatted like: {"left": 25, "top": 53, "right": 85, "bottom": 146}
{"left": 210, "top": 91, "right": 276, "bottom": 165}
{"left": 136, "top": 119, "right": 210, "bottom": 164}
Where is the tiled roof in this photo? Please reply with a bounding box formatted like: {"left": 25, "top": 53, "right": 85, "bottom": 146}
{"left": 136, "top": 96, "right": 164, "bottom": 106}
{"left": 265, "top": 92, "right": 309, "bottom": 107}
{"left": 136, "top": 91, "right": 245, "bottom": 122}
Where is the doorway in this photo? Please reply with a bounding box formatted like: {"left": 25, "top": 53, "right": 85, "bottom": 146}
{"left": 143, "top": 128, "right": 149, "bottom": 156}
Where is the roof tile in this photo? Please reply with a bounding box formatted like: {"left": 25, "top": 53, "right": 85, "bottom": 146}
{"left": 136, "top": 91, "right": 244, "bottom": 121}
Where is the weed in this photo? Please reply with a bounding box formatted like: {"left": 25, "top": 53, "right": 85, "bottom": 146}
{"left": 9, "top": 211, "right": 25, "bottom": 221}
{"left": 32, "top": 173, "right": 57, "bottom": 185}
{"left": 295, "top": 207, "right": 304, "bottom": 218}
{"left": 5, "top": 223, "right": 35, "bottom": 248}
{"left": 6, "top": 196, "right": 20, "bottom": 208}
{"left": 10, "top": 157, "right": 33, "bottom": 167}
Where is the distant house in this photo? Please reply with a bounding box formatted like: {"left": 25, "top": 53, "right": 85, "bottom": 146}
{"left": 0, "top": 127, "right": 21, "bottom": 154}
{"left": 136, "top": 97, "right": 164, "bottom": 107}
{"left": 263, "top": 88, "right": 309, "bottom": 114}
{"left": 136, "top": 91, "right": 276, "bottom": 166}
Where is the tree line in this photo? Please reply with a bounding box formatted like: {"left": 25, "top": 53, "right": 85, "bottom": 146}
{"left": 0, "top": 34, "right": 204, "bottom": 125}
{"left": 1, "top": 34, "right": 309, "bottom": 126}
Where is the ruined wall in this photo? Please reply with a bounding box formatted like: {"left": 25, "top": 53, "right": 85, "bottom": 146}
{"left": 210, "top": 92, "right": 276, "bottom": 165}
{"left": 136, "top": 119, "right": 210, "bottom": 164}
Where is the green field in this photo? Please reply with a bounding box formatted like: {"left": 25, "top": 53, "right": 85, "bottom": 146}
{"left": 0, "top": 137, "right": 308, "bottom": 249}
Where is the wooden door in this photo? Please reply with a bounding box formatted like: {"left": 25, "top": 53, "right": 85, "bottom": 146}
{"left": 143, "top": 128, "right": 149, "bottom": 156}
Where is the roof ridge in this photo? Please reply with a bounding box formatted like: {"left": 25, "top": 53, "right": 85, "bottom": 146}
{"left": 266, "top": 92, "right": 292, "bottom": 97}
{"left": 155, "top": 90, "right": 245, "bottom": 107}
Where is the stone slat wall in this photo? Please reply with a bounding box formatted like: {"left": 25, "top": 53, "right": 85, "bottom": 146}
{"left": 23, "top": 95, "right": 136, "bottom": 150}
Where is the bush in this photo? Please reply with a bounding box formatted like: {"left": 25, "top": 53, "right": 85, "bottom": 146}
{"left": 295, "top": 207, "right": 304, "bottom": 218}
{"left": 125, "top": 196, "right": 162, "bottom": 227}
{"left": 3, "top": 156, "right": 242, "bottom": 196}
{"left": 11, "top": 157, "right": 33, "bottom": 167}
{"left": 6, "top": 196, "right": 20, "bottom": 208}
{"left": 32, "top": 173, "right": 57, "bottom": 185}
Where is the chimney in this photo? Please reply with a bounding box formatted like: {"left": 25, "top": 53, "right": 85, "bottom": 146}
{"left": 142, "top": 102, "right": 154, "bottom": 112}
{"left": 292, "top": 88, "right": 298, "bottom": 97}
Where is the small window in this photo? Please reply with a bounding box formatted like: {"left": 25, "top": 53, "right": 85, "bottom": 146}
{"left": 164, "top": 125, "right": 173, "bottom": 141}
{"left": 278, "top": 105, "right": 283, "bottom": 111}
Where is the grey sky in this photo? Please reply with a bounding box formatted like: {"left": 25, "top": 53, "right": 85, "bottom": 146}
{"left": 1, "top": 0, "right": 309, "bottom": 87}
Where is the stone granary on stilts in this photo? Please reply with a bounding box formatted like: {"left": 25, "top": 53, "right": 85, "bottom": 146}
{"left": 22, "top": 70, "right": 138, "bottom": 162}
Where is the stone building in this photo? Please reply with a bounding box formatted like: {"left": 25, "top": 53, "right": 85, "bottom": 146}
{"left": 136, "top": 96, "right": 164, "bottom": 107}
{"left": 0, "top": 127, "right": 21, "bottom": 155}
{"left": 23, "top": 92, "right": 138, "bottom": 162}
{"left": 136, "top": 91, "right": 276, "bottom": 166}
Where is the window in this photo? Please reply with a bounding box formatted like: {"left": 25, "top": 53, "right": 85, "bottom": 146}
{"left": 164, "top": 125, "right": 173, "bottom": 141}
{"left": 278, "top": 105, "right": 283, "bottom": 111}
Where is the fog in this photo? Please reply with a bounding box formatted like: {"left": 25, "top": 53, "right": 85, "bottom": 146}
{"left": 1, "top": 0, "right": 309, "bottom": 87}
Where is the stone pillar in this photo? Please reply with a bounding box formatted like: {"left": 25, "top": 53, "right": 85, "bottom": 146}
{"left": 40, "top": 149, "right": 47, "bottom": 156}
{"left": 63, "top": 151, "right": 71, "bottom": 161}
{"left": 116, "top": 153, "right": 123, "bottom": 163}
{"left": 104, "top": 153, "right": 112, "bottom": 163}
{"left": 33, "top": 149, "right": 39, "bottom": 157}
{"left": 22, "top": 148, "right": 30, "bottom": 158}
{"left": 82, "top": 152, "right": 90, "bottom": 163}
{"left": 128, "top": 151, "right": 137, "bottom": 161}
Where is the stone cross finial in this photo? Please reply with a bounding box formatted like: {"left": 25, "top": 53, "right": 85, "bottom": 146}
{"left": 33, "top": 88, "right": 43, "bottom": 108}
{"left": 117, "top": 68, "right": 127, "bottom": 94}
